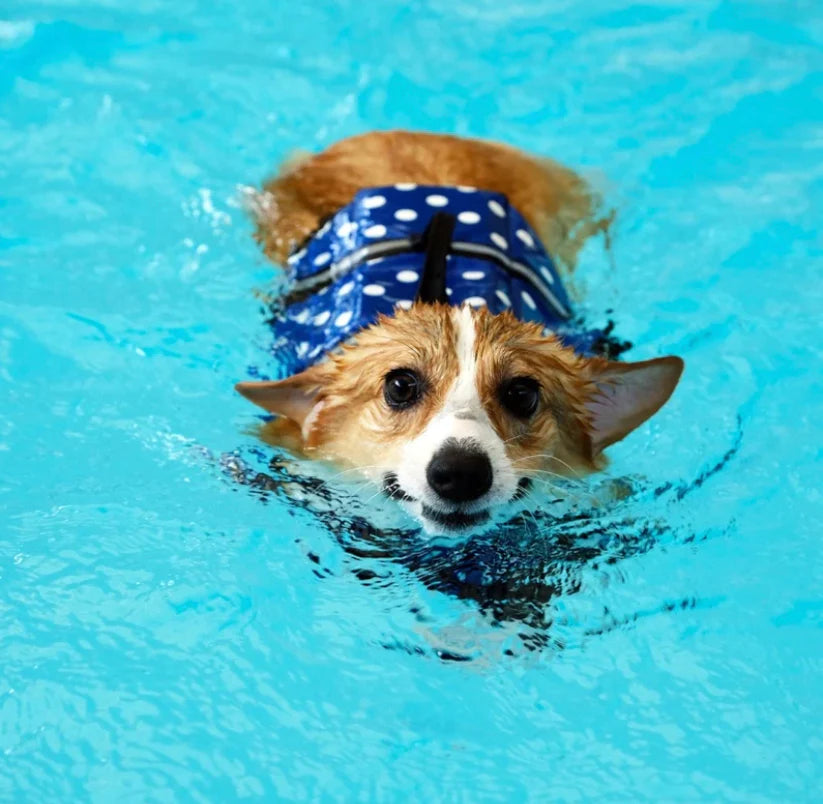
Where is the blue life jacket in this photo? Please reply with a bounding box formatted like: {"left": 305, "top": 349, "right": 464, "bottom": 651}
{"left": 265, "top": 183, "right": 611, "bottom": 377}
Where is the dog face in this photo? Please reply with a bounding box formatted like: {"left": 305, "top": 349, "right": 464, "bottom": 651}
{"left": 237, "top": 304, "right": 683, "bottom": 534}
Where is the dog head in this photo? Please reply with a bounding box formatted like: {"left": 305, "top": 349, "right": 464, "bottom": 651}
{"left": 237, "top": 304, "right": 683, "bottom": 534}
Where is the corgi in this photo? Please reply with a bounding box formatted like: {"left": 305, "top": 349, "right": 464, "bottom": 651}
{"left": 236, "top": 131, "right": 683, "bottom": 535}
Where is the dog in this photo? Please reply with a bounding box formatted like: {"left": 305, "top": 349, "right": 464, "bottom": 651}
{"left": 236, "top": 131, "right": 683, "bottom": 535}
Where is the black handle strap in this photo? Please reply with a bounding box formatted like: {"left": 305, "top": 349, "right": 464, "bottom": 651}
{"left": 415, "top": 212, "right": 456, "bottom": 305}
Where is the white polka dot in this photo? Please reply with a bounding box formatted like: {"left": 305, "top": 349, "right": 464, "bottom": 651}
{"left": 521, "top": 291, "right": 536, "bottom": 310}
{"left": 457, "top": 211, "right": 481, "bottom": 225}
{"left": 488, "top": 199, "right": 505, "bottom": 217}
{"left": 394, "top": 208, "right": 418, "bottom": 222}
{"left": 425, "top": 194, "right": 449, "bottom": 207}
{"left": 335, "top": 310, "right": 353, "bottom": 328}
{"left": 296, "top": 342, "right": 309, "bottom": 357}
{"left": 490, "top": 233, "right": 508, "bottom": 250}
{"left": 318, "top": 220, "right": 332, "bottom": 236}
{"left": 495, "top": 289, "right": 511, "bottom": 307}
{"left": 313, "top": 251, "right": 332, "bottom": 267}
{"left": 288, "top": 248, "right": 306, "bottom": 264}
{"left": 396, "top": 270, "right": 419, "bottom": 283}
{"left": 294, "top": 309, "right": 311, "bottom": 323}
{"left": 516, "top": 229, "right": 535, "bottom": 247}
{"left": 365, "top": 257, "right": 385, "bottom": 265}
{"left": 337, "top": 221, "right": 358, "bottom": 237}
{"left": 363, "top": 284, "right": 385, "bottom": 296}
{"left": 362, "top": 195, "right": 386, "bottom": 209}
{"left": 396, "top": 299, "right": 413, "bottom": 310}
{"left": 465, "top": 296, "right": 487, "bottom": 307}
{"left": 338, "top": 280, "right": 355, "bottom": 296}
{"left": 364, "top": 224, "right": 387, "bottom": 238}
{"left": 457, "top": 186, "right": 476, "bottom": 192}
{"left": 462, "top": 270, "right": 485, "bottom": 280}
{"left": 394, "top": 183, "right": 417, "bottom": 191}
{"left": 540, "top": 266, "right": 555, "bottom": 285}
{"left": 446, "top": 287, "right": 453, "bottom": 296}
{"left": 314, "top": 310, "right": 331, "bottom": 326}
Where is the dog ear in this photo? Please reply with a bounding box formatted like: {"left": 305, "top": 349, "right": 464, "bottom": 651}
{"left": 235, "top": 363, "right": 331, "bottom": 440}
{"left": 585, "top": 356, "right": 683, "bottom": 454}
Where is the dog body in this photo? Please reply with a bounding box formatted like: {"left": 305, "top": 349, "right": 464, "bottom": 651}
{"left": 238, "top": 131, "right": 683, "bottom": 534}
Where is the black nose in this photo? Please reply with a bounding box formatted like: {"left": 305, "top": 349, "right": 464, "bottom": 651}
{"left": 426, "top": 441, "right": 493, "bottom": 503}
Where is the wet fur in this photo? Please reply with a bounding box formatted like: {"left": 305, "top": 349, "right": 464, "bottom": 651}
{"left": 241, "top": 130, "right": 683, "bottom": 530}
{"left": 258, "top": 306, "right": 597, "bottom": 467}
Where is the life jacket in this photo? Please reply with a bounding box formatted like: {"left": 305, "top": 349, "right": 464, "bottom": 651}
{"left": 266, "top": 183, "right": 613, "bottom": 376}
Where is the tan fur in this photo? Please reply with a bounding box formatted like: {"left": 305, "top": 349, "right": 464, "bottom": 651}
{"left": 251, "top": 306, "right": 662, "bottom": 477}
{"left": 254, "top": 130, "right": 609, "bottom": 270}
{"left": 265, "top": 305, "right": 460, "bottom": 468}
{"left": 472, "top": 310, "right": 599, "bottom": 474}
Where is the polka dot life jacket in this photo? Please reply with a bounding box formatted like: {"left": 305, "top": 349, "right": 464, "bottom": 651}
{"left": 266, "top": 184, "right": 611, "bottom": 377}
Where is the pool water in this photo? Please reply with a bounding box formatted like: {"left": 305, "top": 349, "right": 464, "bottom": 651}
{"left": 2, "top": 0, "right": 822, "bottom": 799}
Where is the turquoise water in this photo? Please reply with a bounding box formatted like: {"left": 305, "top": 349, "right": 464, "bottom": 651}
{"left": 2, "top": 0, "right": 823, "bottom": 799}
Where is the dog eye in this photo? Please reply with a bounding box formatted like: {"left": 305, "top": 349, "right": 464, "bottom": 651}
{"left": 384, "top": 369, "right": 423, "bottom": 409}
{"left": 500, "top": 376, "right": 540, "bottom": 418}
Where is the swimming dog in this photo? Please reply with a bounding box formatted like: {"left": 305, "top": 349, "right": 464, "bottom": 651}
{"left": 236, "top": 131, "right": 683, "bottom": 534}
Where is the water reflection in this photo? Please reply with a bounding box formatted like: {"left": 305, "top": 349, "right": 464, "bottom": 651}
{"left": 219, "top": 422, "right": 739, "bottom": 659}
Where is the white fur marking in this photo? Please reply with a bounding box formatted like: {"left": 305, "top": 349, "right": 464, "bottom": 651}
{"left": 301, "top": 400, "right": 325, "bottom": 442}
{"left": 391, "top": 306, "right": 518, "bottom": 533}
